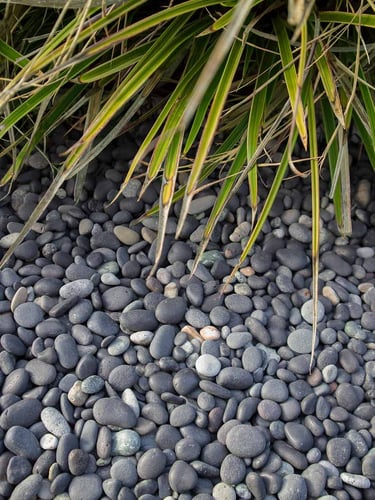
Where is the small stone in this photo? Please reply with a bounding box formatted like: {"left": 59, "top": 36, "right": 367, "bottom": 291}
{"left": 4, "top": 426, "right": 41, "bottom": 460}
{"left": 340, "top": 472, "right": 371, "bottom": 489}
{"left": 59, "top": 279, "right": 94, "bottom": 299}
{"left": 112, "top": 430, "right": 141, "bottom": 456}
{"left": 13, "top": 302, "right": 44, "bottom": 328}
{"left": 212, "top": 482, "right": 236, "bottom": 500}
{"left": 278, "top": 474, "right": 307, "bottom": 500}
{"left": 114, "top": 226, "right": 140, "bottom": 245}
{"left": 168, "top": 460, "right": 198, "bottom": 493}
{"left": 226, "top": 424, "right": 266, "bottom": 458}
{"left": 41, "top": 407, "right": 71, "bottom": 437}
{"left": 326, "top": 437, "right": 351, "bottom": 467}
{"left": 261, "top": 379, "right": 289, "bottom": 402}
{"left": 155, "top": 297, "right": 187, "bottom": 324}
{"left": 69, "top": 474, "right": 103, "bottom": 500}
{"left": 93, "top": 398, "right": 136, "bottom": 428}
{"left": 87, "top": 311, "right": 119, "bottom": 336}
{"left": 300, "top": 299, "right": 325, "bottom": 324}
{"left": 137, "top": 448, "right": 167, "bottom": 480}
{"left": 287, "top": 328, "right": 316, "bottom": 354}
{"left": 195, "top": 354, "right": 221, "bottom": 377}
{"left": 8, "top": 474, "right": 43, "bottom": 500}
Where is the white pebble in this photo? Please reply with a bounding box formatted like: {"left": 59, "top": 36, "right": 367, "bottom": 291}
{"left": 195, "top": 354, "right": 221, "bottom": 377}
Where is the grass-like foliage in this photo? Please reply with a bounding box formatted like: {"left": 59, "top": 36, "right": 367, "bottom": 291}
{"left": 0, "top": 0, "right": 374, "bottom": 360}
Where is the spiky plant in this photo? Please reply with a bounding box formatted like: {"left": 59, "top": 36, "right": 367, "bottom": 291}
{"left": 0, "top": 0, "right": 374, "bottom": 360}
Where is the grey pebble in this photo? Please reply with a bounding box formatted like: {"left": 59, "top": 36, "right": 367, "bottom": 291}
{"left": 149, "top": 325, "right": 176, "bottom": 359}
{"left": 25, "top": 359, "right": 56, "bottom": 385}
{"left": 102, "top": 286, "right": 134, "bottom": 311}
{"left": 195, "top": 354, "right": 221, "bottom": 377}
{"left": 59, "top": 279, "right": 94, "bottom": 299}
{"left": 6, "top": 455, "right": 32, "bottom": 485}
{"left": 69, "top": 474, "right": 103, "bottom": 500}
{"left": 168, "top": 460, "right": 198, "bottom": 493}
{"left": 9, "top": 474, "right": 43, "bottom": 500}
{"left": 87, "top": 310, "right": 119, "bottom": 336}
{"left": 41, "top": 407, "right": 71, "bottom": 437}
{"left": 55, "top": 333, "right": 79, "bottom": 369}
{"left": 155, "top": 297, "right": 187, "bottom": 324}
{"left": 112, "top": 429, "right": 141, "bottom": 456}
{"left": 300, "top": 299, "right": 325, "bottom": 324}
{"left": 4, "top": 426, "right": 41, "bottom": 460}
{"left": 216, "top": 367, "right": 253, "bottom": 390}
{"left": 0, "top": 398, "right": 42, "bottom": 429}
{"left": 261, "top": 379, "right": 289, "bottom": 402}
{"left": 278, "top": 474, "right": 307, "bottom": 500}
{"left": 93, "top": 397, "right": 137, "bottom": 428}
{"left": 326, "top": 437, "right": 352, "bottom": 467}
{"left": 120, "top": 309, "right": 158, "bottom": 331}
{"left": 226, "top": 424, "right": 266, "bottom": 458}
{"left": 302, "top": 463, "right": 327, "bottom": 497}
{"left": 110, "top": 458, "right": 137, "bottom": 488}
{"left": 137, "top": 448, "right": 167, "bottom": 480}
{"left": 13, "top": 302, "right": 44, "bottom": 328}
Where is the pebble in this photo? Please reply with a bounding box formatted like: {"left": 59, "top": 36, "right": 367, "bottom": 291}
{"left": 4, "top": 426, "right": 41, "bottom": 460}
{"left": 69, "top": 474, "right": 103, "bottom": 500}
{"left": 287, "top": 328, "right": 315, "bottom": 354}
{"left": 195, "top": 354, "right": 221, "bottom": 377}
{"left": 93, "top": 398, "right": 137, "bottom": 428}
{"left": 137, "top": 448, "right": 167, "bottom": 479}
{"left": 59, "top": 279, "right": 94, "bottom": 299}
{"left": 41, "top": 408, "right": 71, "bottom": 437}
{"left": 13, "top": 302, "right": 44, "bottom": 328}
{"left": 226, "top": 424, "right": 267, "bottom": 458}
{"left": 114, "top": 226, "right": 140, "bottom": 245}
{"left": 278, "top": 474, "right": 307, "bottom": 500}
{"left": 8, "top": 474, "right": 43, "bottom": 500}
{"left": 112, "top": 429, "right": 141, "bottom": 456}
{"left": 168, "top": 460, "right": 198, "bottom": 493}
{"left": 300, "top": 299, "right": 325, "bottom": 324}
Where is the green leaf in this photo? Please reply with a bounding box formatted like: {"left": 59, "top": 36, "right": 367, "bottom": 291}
{"left": 273, "top": 17, "right": 307, "bottom": 149}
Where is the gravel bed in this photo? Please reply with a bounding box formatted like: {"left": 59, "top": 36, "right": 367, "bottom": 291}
{"left": 0, "top": 130, "right": 375, "bottom": 499}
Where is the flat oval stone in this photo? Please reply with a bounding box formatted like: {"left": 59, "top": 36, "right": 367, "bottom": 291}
{"left": 278, "top": 474, "right": 307, "bottom": 500}
{"left": 284, "top": 422, "right": 314, "bottom": 452}
{"left": 216, "top": 367, "right": 253, "bottom": 390}
{"left": 111, "top": 429, "right": 140, "bottom": 456}
{"left": 41, "top": 407, "right": 71, "bottom": 437}
{"left": 87, "top": 311, "right": 119, "bottom": 336}
{"left": 54, "top": 334, "right": 79, "bottom": 369}
{"left": 137, "top": 448, "right": 167, "bottom": 480}
{"left": 101, "top": 286, "right": 134, "bottom": 311}
{"left": 25, "top": 359, "right": 56, "bottom": 386}
{"left": 4, "top": 426, "right": 41, "bottom": 460}
{"left": 7, "top": 474, "right": 43, "bottom": 500}
{"left": 168, "top": 460, "right": 198, "bottom": 493}
{"left": 93, "top": 397, "right": 136, "bottom": 428}
{"left": 120, "top": 309, "right": 158, "bottom": 331}
{"left": 195, "top": 354, "right": 221, "bottom": 377}
{"left": 13, "top": 302, "right": 44, "bottom": 328}
{"left": 69, "top": 474, "right": 103, "bottom": 500}
{"left": 261, "top": 379, "right": 289, "bottom": 402}
{"left": 149, "top": 325, "right": 176, "bottom": 359}
{"left": 60, "top": 279, "right": 94, "bottom": 299}
{"left": 155, "top": 297, "right": 187, "bottom": 324}
{"left": 114, "top": 226, "right": 140, "bottom": 246}
{"left": 0, "top": 398, "right": 42, "bottom": 429}
{"left": 226, "top": 424, "right": 267, "bottom": 458}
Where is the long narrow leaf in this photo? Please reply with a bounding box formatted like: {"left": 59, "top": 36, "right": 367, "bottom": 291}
{"left": 273, "top": 17, "right": 307, "bottom": 149}
{"left": 176, "top": 36, "right": 245, "bottom": 237}
{"left": 306, "top": 80, "right": 320, "bottom": 371}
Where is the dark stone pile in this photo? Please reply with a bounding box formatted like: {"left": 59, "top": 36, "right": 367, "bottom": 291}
{"left": 0, "top": 130, "right": 375, "bottom": 499}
